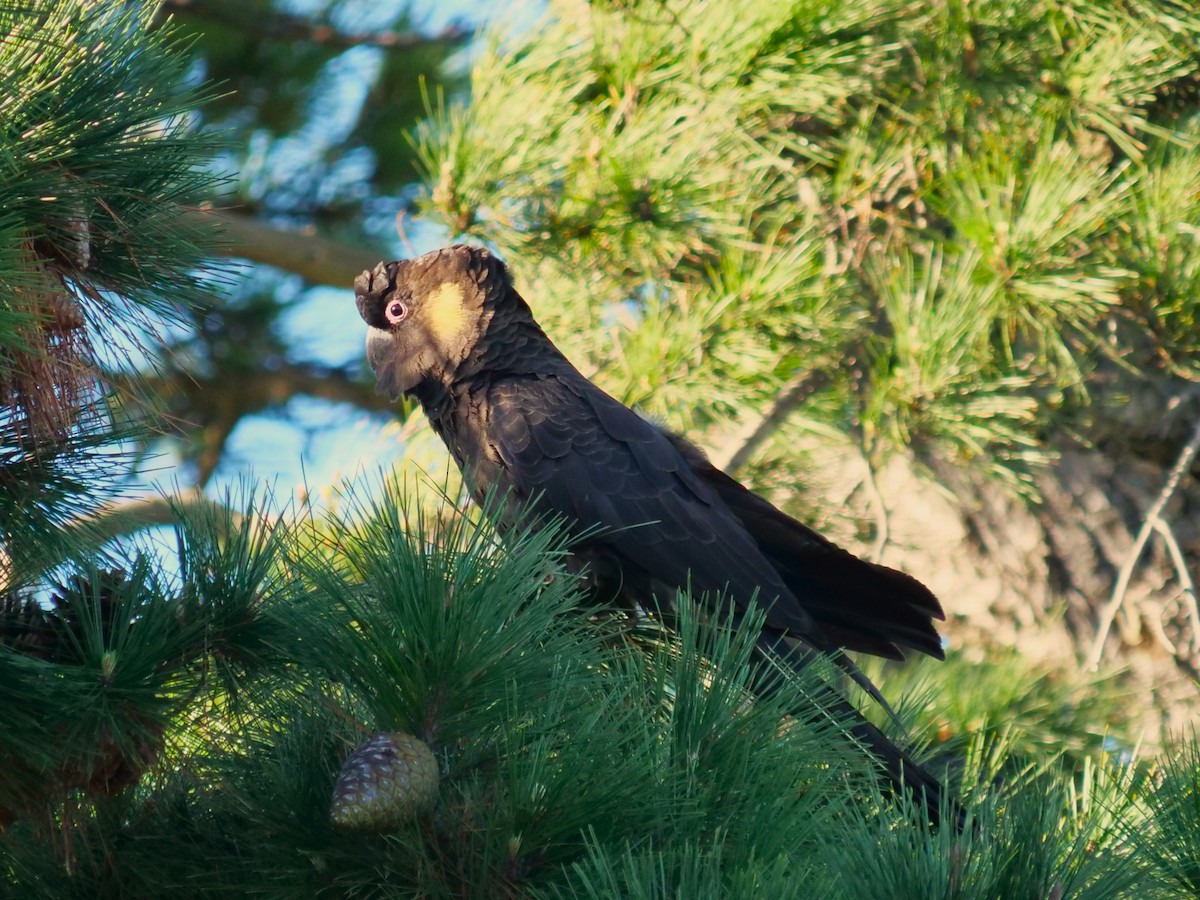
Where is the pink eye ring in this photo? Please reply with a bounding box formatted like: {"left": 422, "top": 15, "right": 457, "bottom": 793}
{"left": 385, "top": 299, "right": 408, "bottom": 325}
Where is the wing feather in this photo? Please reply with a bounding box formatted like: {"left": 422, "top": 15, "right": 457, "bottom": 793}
{"left": 671, "top": 436, "right": 945, "bottom": 660}
{"left": 488, "top": 376, "right": 817, "bottom": 636}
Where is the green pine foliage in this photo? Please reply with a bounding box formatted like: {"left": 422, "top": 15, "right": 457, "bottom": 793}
{"left": 0, "top": 482, "right": 1190, "bottom": 898}
{"left": 830, "top": 755, "right": 1150, "bottom": 900}
{"left": 1137, "top": 732, "right": 1200, "bottom": 895}
{"left": 0, "top": 484, "right": 833, "bottom": 895}
{"left": 0, "top": 0, "right": 220, "bottom": 550}
{"left": 0, "top": 487, "right": 294, "bottom": 835}
{"left": 413, "top": 0, "right": 1200, "bottom": 492}
{"left": 7, "top": 0, "right": 1200, "bottom": 896}
{"left": 858, "top": 648, "right": 1138, "bottom": 774}
{"left": 0, "top": 0, "right": 242, "bottom": 869}
{"left": 1, "top": 0, "right": 218, "bottom": 334}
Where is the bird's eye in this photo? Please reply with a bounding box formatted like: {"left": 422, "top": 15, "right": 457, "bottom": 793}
{"left": 385, "top": 299, "right": 409, "bottom": 325}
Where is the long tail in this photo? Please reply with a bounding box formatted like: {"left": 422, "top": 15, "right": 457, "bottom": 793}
{"left": 844, "top": 713, "right": 957, "bottom": 828}
{"left": 754, "top": 633, "right": 962, "bottom": 830}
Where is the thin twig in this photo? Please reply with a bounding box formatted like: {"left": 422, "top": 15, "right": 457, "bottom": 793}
{"left": 1086, "top": 417, "right": 1200, "bottom": 670}
{"left": 1152, "top": 517, "right": 1200, "bottom": 659}
{"left": 1147, "top": 597, "right": 1178, "bottom": 655}
{"left": 395, "top": 212, "right": 417, "bottom": 259}
{"left": 859, "top": 448, "right": 890, "bottom": 564}
{"left": 712, "top": 369, "right": 829, "bottom": 475}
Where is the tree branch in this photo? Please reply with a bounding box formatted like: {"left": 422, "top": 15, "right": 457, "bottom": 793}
{"left": 62, "top": 490, "right": 234, "bottom": 548}
{"left": 1086, "top": 416, "right": 1200, "bottom": 670}
{"left": 183, "top": 206, "right": 386, "bottom": 287}
{"left": 243, "top": 362, "right": 399, "bottom": 414}
{"left": 711, "top": 369, "right": 830, "bottom": 474}
{"left": 159, "top": 0, "right": 469, "bottom": 52}
{"left": 1152, "top": 518, "right": 1200, "bottom": 667}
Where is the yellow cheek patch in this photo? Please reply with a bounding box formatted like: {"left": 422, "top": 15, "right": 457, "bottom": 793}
{"left": 424, "top": 281, "right": 469, "bottom": 347}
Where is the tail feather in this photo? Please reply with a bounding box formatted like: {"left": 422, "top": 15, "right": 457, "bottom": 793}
{"left": 755, "top": 633, "right": 961, "bottom": 830}
{"left": 668, "top": 433, "right": 946, "bottom": 661}
{"left": 659, "top": 430, "right": 960, "bottom": 826}
{"left": 847, "top": 715, "right": 962, "bottom": 829}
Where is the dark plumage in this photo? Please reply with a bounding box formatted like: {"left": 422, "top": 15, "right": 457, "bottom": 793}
{"left": 355, "top": 244, "right": 954, "bottom": 824}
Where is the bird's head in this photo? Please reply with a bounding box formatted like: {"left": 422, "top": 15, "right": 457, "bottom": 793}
{"left": 354, "top": 244, "right": 505, "bottom": 399}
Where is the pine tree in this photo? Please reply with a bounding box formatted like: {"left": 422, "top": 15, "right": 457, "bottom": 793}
{"left": 5, "top": 0, "right": 1200, "bottom": 896}
{"left": 0, "top": 0, "right": 266, "bottom": 864}
{"left": 406, "top": 0, "right": 1200, "bottom": 767}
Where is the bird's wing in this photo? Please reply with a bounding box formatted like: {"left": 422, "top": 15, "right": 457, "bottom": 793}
{"left": 486, "top": 374, "right": 817, "bottom": 636}
{"left": 486, "top": 376, "right": 951, "bottom": 824}
{"left": 679, "top": 450, "right": 945, "bottom": 660}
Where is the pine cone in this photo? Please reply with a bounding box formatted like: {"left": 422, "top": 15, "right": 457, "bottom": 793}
{"left": 330, "top": 732, "right": 439, "bottom": 833}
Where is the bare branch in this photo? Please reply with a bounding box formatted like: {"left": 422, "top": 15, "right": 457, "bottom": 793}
{"left": 158, "top": 0, "right": 469, "bottom": 52}
{"left": 711, "top": 369, "right": 829, "bottom": 474}
{"left": 1152, "top": 517, "right": 1200, "bottom": 667}
{"left": 111, "top": 360, "right": 398, "bottom": 417}
{"left": 182, "top": 206, "right": 386, "bottom": 287}
{"left": 859, "top": 449, "right": 890, "bottom": 564}
{"left": 1086, "top": 416, "right": 1200, "bottom": 670}
{"left": 62, "top": 490, "right": 232, "bottom": 548}
{"left": 238, "top": 362, "right": 399, "bottom": 414}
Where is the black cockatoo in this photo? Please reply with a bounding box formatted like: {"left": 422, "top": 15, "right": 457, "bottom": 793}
{"left": 355, "top": 244, "right": 953, "bottom": 823}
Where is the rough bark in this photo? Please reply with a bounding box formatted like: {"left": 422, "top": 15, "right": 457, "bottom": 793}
{"left": 847, "top": 445, "right": 1200, "bottom": 746}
